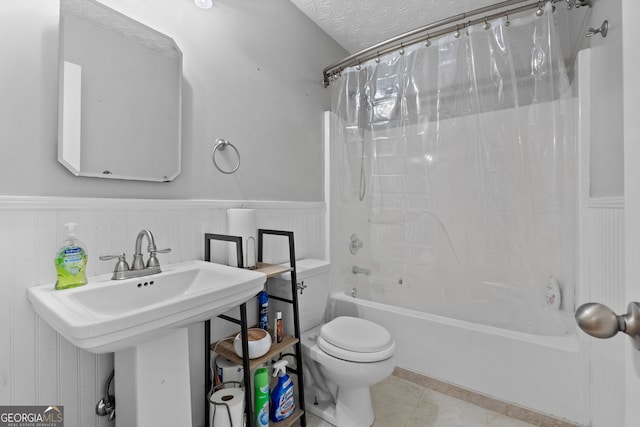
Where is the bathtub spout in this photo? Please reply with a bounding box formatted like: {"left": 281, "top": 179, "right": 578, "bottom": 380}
{"left": 352, "top": 266, "right": 371, "bottom": 276}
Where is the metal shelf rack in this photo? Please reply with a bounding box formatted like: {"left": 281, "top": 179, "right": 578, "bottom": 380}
{"left": 204, "top": 229, "right": 307, "bottom": 427}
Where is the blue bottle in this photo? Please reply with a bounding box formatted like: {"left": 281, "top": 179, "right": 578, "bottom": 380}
{"left": 258, "top": 290, "right": 269, "bottom": 330}
{"left": 270, "top": 360, "right": 295, "bottom": 422}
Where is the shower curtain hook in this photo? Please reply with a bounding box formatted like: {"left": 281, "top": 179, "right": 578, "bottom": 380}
{"left": 483, "top": 17, "right": 491, "bottom": 30}
{"left": 536, "top": 2, "right": 545, "bottom": 17}
{"left": 355, "top": 61, "right": 361, "bottom": 71}
{"left": 425, "top": 35, "right": 431, "bottom": 47}
{"left": 375, "top": 52, "right": 381, "bottom": 63}
{"left": 398, "top": 43, "right": 405, "bottom": 55}
{"left": 505, "top": 13, "right": 511, "bottom": 27}
{"left": 454, "top": 24, "right": 461, "bottom": 38}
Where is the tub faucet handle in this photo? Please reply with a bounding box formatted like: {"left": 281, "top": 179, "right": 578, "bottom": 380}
{"left": 349, "top": 234, "right": 364, "bottom": 254}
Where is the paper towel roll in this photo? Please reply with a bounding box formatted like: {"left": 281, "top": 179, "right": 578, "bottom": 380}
{"left": 227, "top": 208, "right": 257, "bottom": 268}
{"left": 209, "top": 387, "right": 244, "bottom": 427}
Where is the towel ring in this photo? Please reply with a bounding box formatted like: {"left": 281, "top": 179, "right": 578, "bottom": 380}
{"left": 212, "top": 138, "right": 241, "bottom": 174}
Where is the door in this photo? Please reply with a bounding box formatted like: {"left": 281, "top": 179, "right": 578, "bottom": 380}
{"left": 623, "top": 0, "right": 640, "bottom": 425}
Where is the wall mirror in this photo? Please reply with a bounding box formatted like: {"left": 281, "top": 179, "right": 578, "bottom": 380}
{"left": 58, "top": 0, "right": 182, "bottom": 182}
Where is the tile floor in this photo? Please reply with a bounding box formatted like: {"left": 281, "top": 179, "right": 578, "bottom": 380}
{"left": 299, "top": 375, "right": 536, "bottom": 427}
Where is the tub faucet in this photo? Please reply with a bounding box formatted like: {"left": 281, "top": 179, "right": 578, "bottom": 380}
{"left": 352, "top": 266, "right": 371, "bottom": 276}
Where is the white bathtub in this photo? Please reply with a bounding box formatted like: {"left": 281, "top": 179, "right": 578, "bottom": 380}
{"left": 329, "top": 290, "right": 589, "bottom": 425}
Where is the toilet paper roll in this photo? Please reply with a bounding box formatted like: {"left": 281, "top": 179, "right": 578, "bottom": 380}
{"left": 215, "top": 356, "right": 243, "bottom": 385}
{"left": 209, "top": 388, "right": 244, "bottom": 427}
{"left": 227, "top": 208, "right": 257, "bottom": 268}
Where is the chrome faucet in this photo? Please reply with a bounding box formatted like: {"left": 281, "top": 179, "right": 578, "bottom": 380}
{"left": 133, "top": 229, "right": 162, "bottom": 270}
{"left": 100, "top": 229, "right": 171, "bottom": 280}
{"left": 352, "top": 265, "right": 371, "bottom": 276}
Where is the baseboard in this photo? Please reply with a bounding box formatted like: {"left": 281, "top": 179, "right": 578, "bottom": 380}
{"left": 393, "top": 367, "right": 582, "bottom": 427}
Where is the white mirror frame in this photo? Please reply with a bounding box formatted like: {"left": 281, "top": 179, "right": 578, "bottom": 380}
{"left": 58, "top": 0, "right": 182, "bottom": 182}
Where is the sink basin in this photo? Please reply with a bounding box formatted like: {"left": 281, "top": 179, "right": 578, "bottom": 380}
{"left": 27, "top": 260, "right": 266, "bottom": 353}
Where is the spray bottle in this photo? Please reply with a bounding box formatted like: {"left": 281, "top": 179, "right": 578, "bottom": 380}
{"left": 270, "top": 360, "right": 295, "bottom": 422}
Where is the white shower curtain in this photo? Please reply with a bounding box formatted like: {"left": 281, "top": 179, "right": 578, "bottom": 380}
{"left": 330, "top": 3, "right": 577, "bottom": 335}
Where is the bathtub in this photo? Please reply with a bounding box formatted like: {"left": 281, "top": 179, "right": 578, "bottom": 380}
{"left": 329, "top": 290, "right": 589, "bottom": 425}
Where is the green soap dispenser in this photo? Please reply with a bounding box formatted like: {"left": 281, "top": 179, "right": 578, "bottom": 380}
{"left": 55, "top": 223, "right": 88, "bottom": 290}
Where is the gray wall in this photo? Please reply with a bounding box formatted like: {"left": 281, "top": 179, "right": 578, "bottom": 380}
{"left": 0, "top": 0, "right": 347, "bottom": 201}
{"left": 589, "top": 0, "right": 623, "bottom": 197}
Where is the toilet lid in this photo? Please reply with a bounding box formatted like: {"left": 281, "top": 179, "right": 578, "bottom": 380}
{"left": 317, "top": 336, "right": 395, "bottom": 362}
{"left": 320, "top": 316, "right": 393, "bottom": 353}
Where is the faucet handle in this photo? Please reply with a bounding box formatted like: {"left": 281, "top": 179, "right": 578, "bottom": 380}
{"left": 147, "top": 248, "right": 171, "bottom": 268}
{"left": 99, "top": 253, "right": 130, "bottom": 273}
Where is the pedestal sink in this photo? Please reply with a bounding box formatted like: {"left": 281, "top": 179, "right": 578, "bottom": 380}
{"left": 27, "top": 260, "right": 266, "bottom": 426}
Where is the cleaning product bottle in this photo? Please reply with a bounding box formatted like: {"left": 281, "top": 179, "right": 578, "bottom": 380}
{"left": 270, "top": 360, "right": 295, "bottom": 422}
{"left": 254, "top": 367, "right": 270, "bottom": 427}
{"left": 274, "top": 311, "right": 283, "bottom": 343}
{"left": 258, "top": 290, "right": 269, "bottom": 330}
{"left": 55, "top": 223, "right": 88, "bottom": 290}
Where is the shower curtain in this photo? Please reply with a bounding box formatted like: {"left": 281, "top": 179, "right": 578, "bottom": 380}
{"left": 330, "top": 3, "right": 576, "bottom": 335}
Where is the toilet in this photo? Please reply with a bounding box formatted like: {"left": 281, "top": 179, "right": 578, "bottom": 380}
{"left": 269, "top": 259, "right": 395, "bottom": 427}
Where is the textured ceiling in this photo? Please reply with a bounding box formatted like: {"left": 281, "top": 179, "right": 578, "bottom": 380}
{"left": 289, "top": 0, "right": 507, "bottom": 54}
{"left": 62, "top": 0, "right": 180, "bottom": 57}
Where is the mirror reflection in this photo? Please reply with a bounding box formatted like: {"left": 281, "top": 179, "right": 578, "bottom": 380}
{"left": 58, "top": 0, "right": 182, "bottom": 182}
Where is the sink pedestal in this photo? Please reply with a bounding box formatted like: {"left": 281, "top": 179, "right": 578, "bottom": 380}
{"left": 114, "top": 328, "right": 192, "bottom": 427}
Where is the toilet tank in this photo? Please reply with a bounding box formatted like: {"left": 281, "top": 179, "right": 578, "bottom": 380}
{"left": 268, "top": 259, "right": 330, "bottom": 335}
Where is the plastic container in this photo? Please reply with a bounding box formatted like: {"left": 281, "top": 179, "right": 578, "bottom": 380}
{"left": 254, "top": 367, "right": 269, "bottom": 427}
{"left": 55, "top": 223, "right": 88, "bottom": 290}
{"left": 270, "top": 360, "right": 295, "bottom": 422}
{"left": 274, "top": 311, "right": 283, "bottom": 343}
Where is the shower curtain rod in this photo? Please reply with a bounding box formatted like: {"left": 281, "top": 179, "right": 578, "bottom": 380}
{"left": 322, "top": 0, "right": 592, "bottom": 86}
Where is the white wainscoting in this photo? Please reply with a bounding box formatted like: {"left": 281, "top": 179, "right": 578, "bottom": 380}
{"left": 0, "top": 196, "right": 325, "bottom": 427}
{"left": 581, "top": 197, "right": 625, "bottom": 427}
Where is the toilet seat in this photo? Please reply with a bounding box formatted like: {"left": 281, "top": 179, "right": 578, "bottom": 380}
{"left": 317, "top": 317, "right": 395, "bottom": 362}
{"left": 317, "top": 336, "right": 395, "bottom": 362}
{"left": 320, "top": 316, "right": 393, "bottom": 352}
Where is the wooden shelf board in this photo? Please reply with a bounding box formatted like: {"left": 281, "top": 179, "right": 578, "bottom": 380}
{"left": 255, "top": 262, "right": 293, "bottom": 278}
{"left": 271, "top": 408, "right": 304, "bottom": 427}
{"left": 211, "top": 334, "right": 299, "bottom": 371}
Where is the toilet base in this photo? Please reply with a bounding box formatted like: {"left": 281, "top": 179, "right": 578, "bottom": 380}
{"left": 305, "top": 383, "right": 375, "bottom": 427}
{"left": 336, "top": 386, "right": 374, "bottom": 427}
{"left": 305, "top": 396, "right": 337, "bottom": 425}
